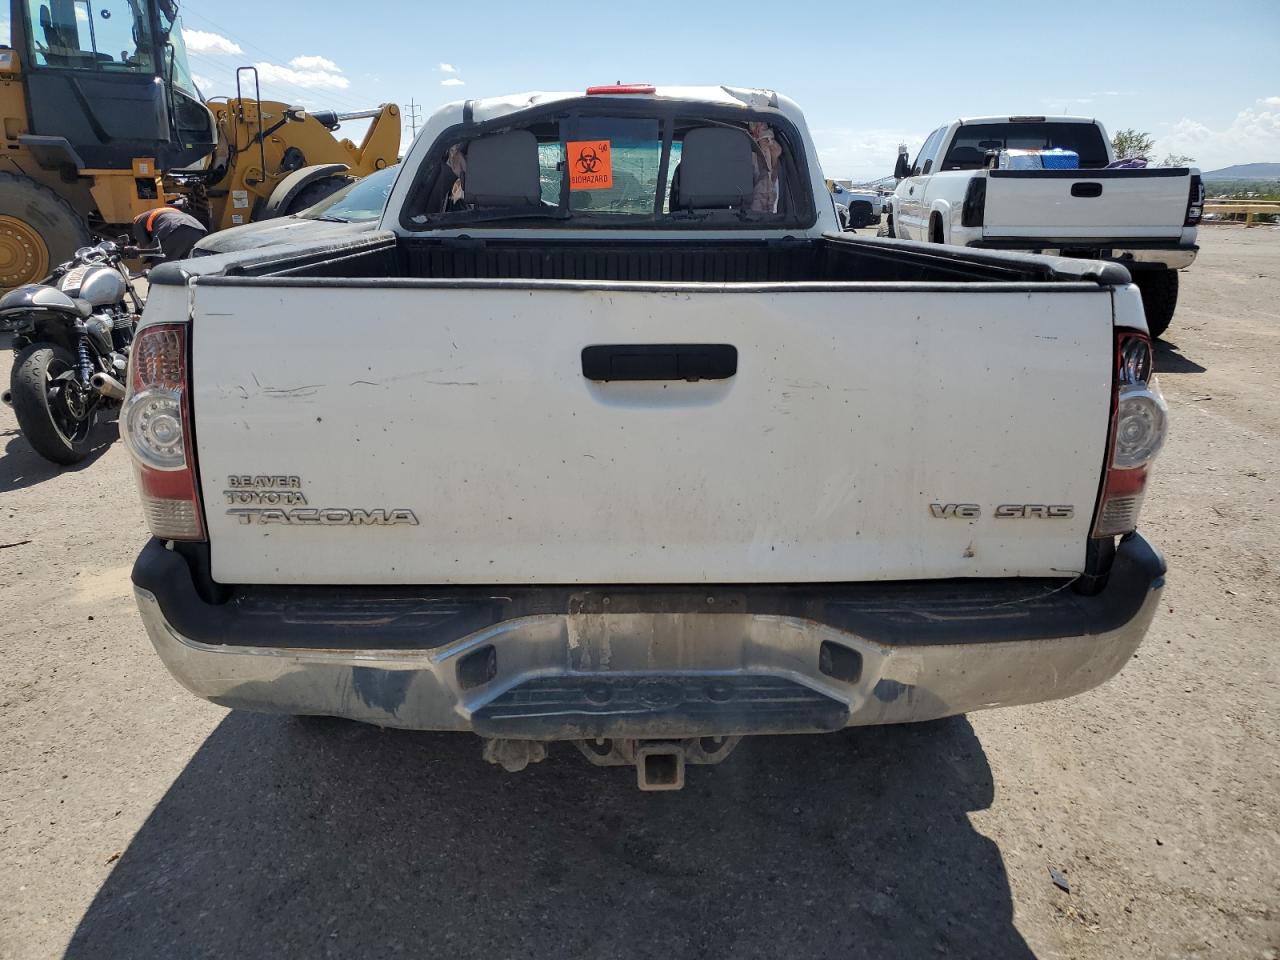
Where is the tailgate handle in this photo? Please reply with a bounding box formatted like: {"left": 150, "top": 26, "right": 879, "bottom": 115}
{"left": 1071, "top": 182, "right": 1103, "bottom": 198}
{"left": 581, "top": 344, "right": 738, "bottom": 382}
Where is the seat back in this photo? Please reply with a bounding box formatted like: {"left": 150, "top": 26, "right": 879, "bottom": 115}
{"left": 944, "top": 145, "right": 986, "bottom": 170}
{"left": 465, "top": 131, "right": 542, "bottom": 207}
{"left": 672, "top": 127, "right": 754, "bottom": 210}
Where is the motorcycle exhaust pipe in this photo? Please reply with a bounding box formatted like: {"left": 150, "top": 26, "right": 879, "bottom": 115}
{"left": 91, "top": 372, "right": 126, "bottom": 400}
{"left": 1, "top": 388, "right": 12, "bottom": 407}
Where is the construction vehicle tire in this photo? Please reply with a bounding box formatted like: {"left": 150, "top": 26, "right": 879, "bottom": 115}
{"left": 0, "top": 172, "right": 90, "bottom": 290}
{"left": 260, "top": 163, "right": 352, "bottom": 219}
{"left": 281, "top": 175, "right": 354, "bottom": 216}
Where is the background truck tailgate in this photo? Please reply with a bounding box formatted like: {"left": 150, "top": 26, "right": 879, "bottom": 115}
{"left": 191, "top": 280, "right": 1115, "bottom": 585}
{"left": 982, "top": 169, "right": 1191, "bottom": 239}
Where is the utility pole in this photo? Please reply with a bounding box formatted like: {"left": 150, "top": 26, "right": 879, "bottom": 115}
{"left": 404, "top": 99, "right": 422, "bottom": 140}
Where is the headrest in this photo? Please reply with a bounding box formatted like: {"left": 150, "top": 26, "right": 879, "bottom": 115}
{"left": 465, "top": 130, "right": 541, "bottom": 207}
{"left": 675, "top": 127, "right": 754, "bottom": 209}
{"left": 945, "top": 146, "right": 985, "bottom": 169}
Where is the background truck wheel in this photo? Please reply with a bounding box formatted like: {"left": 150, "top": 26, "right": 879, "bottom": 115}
{"left": 929, "top": 214, "right": 944, "bottom": 244}
{"left": 877, "top": 214, "right": 894, "bottom": 238}
{"left": 1133, "top": 269, "right": 1179, "bottom": 339}
{"left": 10, "top": 343, "right": 98, "bottom": 464}
{"left": 0, "top": 172, "right": 90, "bottom": 290}
{"left": 280, "top": 175, "right": 353, "bottom": 216}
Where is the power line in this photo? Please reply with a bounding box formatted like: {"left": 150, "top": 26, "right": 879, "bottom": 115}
{"left": 186, "top": 51, "right": 369, "bottom": 114}
{"left": 178, "top": 4, "right": 373, "bottom": 113}
{"left": 187, "top": 49, "right": 363, "bottom": 113}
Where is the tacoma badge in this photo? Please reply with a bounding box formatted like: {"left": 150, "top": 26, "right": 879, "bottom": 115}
{"left": 227, "top": 507, "right": 419, "bottom": 526}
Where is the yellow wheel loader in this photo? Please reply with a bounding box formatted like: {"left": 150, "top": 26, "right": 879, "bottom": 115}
{"left": 196, "top": 68, "right": 398, "bottom": 231}
{"left": 0, "top": 0, "right": 398, "bottom": 289}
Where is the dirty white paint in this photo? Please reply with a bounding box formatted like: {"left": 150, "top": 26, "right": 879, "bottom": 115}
{"left": 189, "top": 281, "right": 1113, "bottom": 585}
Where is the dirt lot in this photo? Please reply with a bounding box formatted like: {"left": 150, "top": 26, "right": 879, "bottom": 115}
{"left": 1, "top": 226, "right": 1277, "bottom": 960}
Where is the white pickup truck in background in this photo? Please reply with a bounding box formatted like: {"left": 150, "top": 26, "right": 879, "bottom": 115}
{"left": 885, "top": 116, "right": 1203, "bottom": 336}
{"left": 122, "top": 86, "right": 1168, "bottom": 789}
{"left": 829, "top": 182, "right": 881, "bottom": 228}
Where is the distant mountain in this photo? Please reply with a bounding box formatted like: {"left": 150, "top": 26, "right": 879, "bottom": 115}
{"left": 1202, "top": 163, "right": 1280, "bottom": 180}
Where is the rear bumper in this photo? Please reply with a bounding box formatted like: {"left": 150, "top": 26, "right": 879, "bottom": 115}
{"left": 968, "top": 238, "right": 1198, "bottom": 270}
{"left": 132, "top": 535, "right": 1165, "bottom": 738}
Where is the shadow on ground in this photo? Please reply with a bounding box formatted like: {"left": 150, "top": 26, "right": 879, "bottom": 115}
{"left": 0, "top": 419, "right": 118, "bottom": 494}
{"left": 1155, "top": 338, "right": 1207, "bottom": 375}
{"left": 65, "top": 714, "right": 1032, "bottom": 959}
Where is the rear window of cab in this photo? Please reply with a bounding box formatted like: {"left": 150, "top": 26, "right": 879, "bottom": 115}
{"left": 941, "top": 122, "right": 1110, "bottom": 171}
{"left": 400, "top": 106, "right": 816, "bottom": 230}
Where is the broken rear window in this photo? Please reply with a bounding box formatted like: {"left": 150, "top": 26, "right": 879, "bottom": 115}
{"left": 402, "top": 106, "right": 813, "bottom": 230}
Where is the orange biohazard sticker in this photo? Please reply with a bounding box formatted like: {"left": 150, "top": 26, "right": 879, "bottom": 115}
{"left": 567, "top": 140, "right": 613, "bottom": 190}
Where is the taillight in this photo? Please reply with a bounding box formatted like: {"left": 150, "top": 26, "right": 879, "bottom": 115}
{"left": 1093, "top": 331, "right": 1168, "bottom": 538}
{"left": 1185, "top": 174, "right": 1204, "bottom": 225}
{"left": 961, "top": 177, "right": 986, "bottom": 227}
{"left": 120, "top": 323, "right": 205, "bottom": 541}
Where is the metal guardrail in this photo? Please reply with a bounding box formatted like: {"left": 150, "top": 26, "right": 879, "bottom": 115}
{"left": 1204, "top": 200, "right": 1280, "bottom": 227}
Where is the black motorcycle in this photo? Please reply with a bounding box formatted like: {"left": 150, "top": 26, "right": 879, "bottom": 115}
{"left": 1, "top": 241, "right": 146, "bottom": 464}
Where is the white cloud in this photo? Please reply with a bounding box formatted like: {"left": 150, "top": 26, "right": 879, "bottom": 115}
{"left": 812, "top": 127, "right": 926, "bottom": 181}
{"left": 182, "top": 28, "right": 242, "bottom": 56}
{"left": 439, "top": 63, "right": 457, "bottom": 73}
{"left": 441, "top": 77, "right": 465, "bottom": 87}
{"left": 1260, "top": 96, "right": 1280, "bottom": 107}
{"left": 289, "top": 54, "right": 340, "bottom": 73}
{"left": 253, "top": 60, "right": 349, "bottom": 90}
{"left": 1161, "top": 106, "right": 1280, "bottom": 169}
{"left": 191, "top": 74, "right": 213, "bottom": 91}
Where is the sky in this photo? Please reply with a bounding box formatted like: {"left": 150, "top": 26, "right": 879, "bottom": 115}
{"left": 11, "top": 0, "right": 1280, "bottom": 179}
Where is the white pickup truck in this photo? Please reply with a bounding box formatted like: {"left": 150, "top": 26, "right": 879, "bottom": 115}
{"left": 886, "top": 116, "right": 1203, "bottom": 337}
{"left": 123, "top": 86, "right": 1168, "bottom": 790}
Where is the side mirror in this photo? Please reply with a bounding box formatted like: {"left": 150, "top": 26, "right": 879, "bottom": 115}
{"left": 894, "top": 153, "right": 911, "bottom": 180}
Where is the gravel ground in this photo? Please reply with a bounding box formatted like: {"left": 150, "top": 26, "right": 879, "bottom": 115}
{"left": 1, "top": 226, "right": 1277, "bottom": 960}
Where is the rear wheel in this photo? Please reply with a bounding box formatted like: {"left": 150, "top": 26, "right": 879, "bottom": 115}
{"left": 280, "top": 175, "right": 353, "bottom": 216}
{"left": 0, "top": 172, "right": 90, "bottom": 290}
{"left": 929, "top": 214, "right": 944, "bottom": 244}
{"left": 1133, "top": 269, "right": 1178, "bottom": 339}
{"left": 10, "top": 343, "right": 98, "bottom": 464}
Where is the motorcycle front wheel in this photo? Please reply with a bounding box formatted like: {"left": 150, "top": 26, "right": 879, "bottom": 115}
{"left": 10, "top": 343, "right": 99, "bottom": 464}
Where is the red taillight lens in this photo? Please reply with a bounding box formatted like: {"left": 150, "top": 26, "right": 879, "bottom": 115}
{"left": 120, "top": 323, "right": 204, "bottom": 541}
{"left": 585, "top": 84, "right": 656, "bottom": 95}
{"left": 1093, "top": 330, "right": 1168, "bottom": 538}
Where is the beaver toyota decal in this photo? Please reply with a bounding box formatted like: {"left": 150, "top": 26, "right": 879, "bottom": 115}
{"left": 223, "top": 475, "right": 418, "bottom": 526}
{"left": 567, "top": 140, "right": 613, "bottom": 190}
